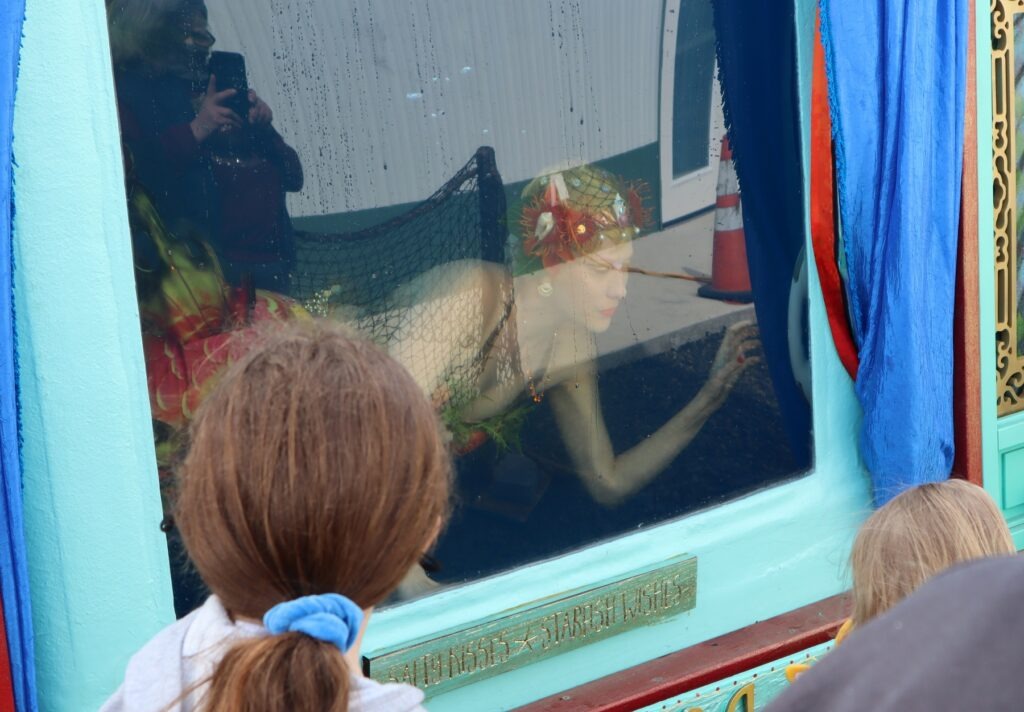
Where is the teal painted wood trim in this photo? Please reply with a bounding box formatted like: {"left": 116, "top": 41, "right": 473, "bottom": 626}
{"left": 369, "top": 2, "right": 871, "bottom": 710}
{"left": 996, "top": 410, "right": 1024, "bottom": 449}
{"left": 994, "top": 412, "right": 1024, "bottom": 533}
{"left": 635, "top": 640, "right": 834, "bottom": 711}
{"left": 11, "top": 0, "right": 175, "bottom": 709}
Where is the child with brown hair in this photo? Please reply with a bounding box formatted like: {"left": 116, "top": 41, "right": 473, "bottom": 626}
{"left": 101, "top": 321, "right": 451, "bottom": 711}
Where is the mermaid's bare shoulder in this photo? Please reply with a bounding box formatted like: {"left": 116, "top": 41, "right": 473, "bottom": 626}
{"left": 389, "top": 258, "right": 510, "bottom": 306}
{"left": 379, "top": 259, "right": 514, "bottom": 397}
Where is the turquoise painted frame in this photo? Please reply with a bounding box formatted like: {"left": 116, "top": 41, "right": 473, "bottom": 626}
{"left": 8, "top": 0, "right": 871, "bottom": 709}
{"left": 11, "top": 0, "right": 176, "bottom": 709}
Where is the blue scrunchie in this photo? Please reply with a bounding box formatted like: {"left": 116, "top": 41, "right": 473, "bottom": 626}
{"left": 263, "top": 593, "right": 364, "bottom": 653}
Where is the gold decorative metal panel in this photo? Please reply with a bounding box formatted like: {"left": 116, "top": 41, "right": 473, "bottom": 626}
{"left": 363, "top": 555, "right": 697, "bottom": 698}
{"left": 993, "top": 0, "right": 1024, "bottom": 415}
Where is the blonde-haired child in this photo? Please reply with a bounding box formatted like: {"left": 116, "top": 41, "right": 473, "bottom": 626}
{"left": 849, "top": 478, "right": 1014, "bottom": 626}
{"left": 788, "top": 479, "right": 1014, "bottom": 682}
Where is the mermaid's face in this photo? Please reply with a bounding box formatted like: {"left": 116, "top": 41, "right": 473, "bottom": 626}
{"left": 549, "top": 241, "right": 632, "bottom": 334}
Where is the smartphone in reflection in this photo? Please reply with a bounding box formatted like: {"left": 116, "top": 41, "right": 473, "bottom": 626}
{"left": 207, "top": 50, "right": 250, "bottom": 120}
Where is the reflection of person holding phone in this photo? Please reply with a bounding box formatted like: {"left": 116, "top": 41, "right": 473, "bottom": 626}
{"left": 200, "top": 62, "right": 304, "bottom": 293}
{"left": 107, "top": 0, "right": 303, "bottom": 292}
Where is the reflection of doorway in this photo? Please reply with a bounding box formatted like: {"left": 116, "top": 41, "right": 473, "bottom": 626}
{"left": 659, "top": 0, "right": 725, "bottom": 223}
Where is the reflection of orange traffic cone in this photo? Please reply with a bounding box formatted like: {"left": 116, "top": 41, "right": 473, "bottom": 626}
{"left": 698, "top": 135, "right": 753, "bottom": 303}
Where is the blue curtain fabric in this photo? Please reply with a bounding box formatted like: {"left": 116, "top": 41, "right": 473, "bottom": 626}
{"left": 712, "top": 0, "right": 812, "bottom": 469}
{"left": 820, "top": 0, "right": 967, "bottom": 504}
{"left": 1, "top": 0, "right": 37, "bottom": 708}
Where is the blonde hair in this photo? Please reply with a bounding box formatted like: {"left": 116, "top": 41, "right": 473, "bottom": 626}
{"left": 851, "top": 479, "right": 1014, "bottom": 626}
{"left": 175, "top": 321, "right": 451, "bottom": 711}
{"left": 105, "top": 0, "right": 206, "bottom": 66}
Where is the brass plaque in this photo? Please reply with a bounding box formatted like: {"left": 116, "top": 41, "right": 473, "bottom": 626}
{"left": 364, "top": 554, "right": 697, "bottom": 697}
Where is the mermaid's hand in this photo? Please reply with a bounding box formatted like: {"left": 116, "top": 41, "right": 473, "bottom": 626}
{"left": 704, "top": 320, "right": 760, "bottom": 406}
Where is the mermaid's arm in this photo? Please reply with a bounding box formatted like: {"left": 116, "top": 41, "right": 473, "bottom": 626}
{"left": 548, "top": 321, "right": 759, "bottom": 506}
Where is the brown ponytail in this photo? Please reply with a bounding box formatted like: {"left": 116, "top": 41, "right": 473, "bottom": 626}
{"left": 200, "top": 634, "right": 350, "bottom": 711}
{"left": 174, "top": 321, "right": 451, "bottom": 711}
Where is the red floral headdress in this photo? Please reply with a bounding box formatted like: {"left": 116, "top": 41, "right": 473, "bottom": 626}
{"left": 518, "top": 167, "right": 651, "bottom": 270}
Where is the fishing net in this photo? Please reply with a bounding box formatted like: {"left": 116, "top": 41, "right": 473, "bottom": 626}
{"left": 292, "top": 147, "right": 518, "bottom": 423}
{"left": 292, "top": 147, "right": 507, "bottom": 306}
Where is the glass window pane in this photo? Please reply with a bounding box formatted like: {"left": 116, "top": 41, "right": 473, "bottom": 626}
{"left": 672, "top": 0, "right": 716, "bottom": 178}
{"left": 105, "top": 0, "right": 812, "bottom": 611}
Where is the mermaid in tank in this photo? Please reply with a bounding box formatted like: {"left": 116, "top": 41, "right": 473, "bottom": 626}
{"left": 125, "top": 152, "right": 756, "bottom": 597}
{"left": 357, "top": 163, "right": 759, "bottom": 507}
{"left": 368, "top": 163, "right": 758, "bottom": 594}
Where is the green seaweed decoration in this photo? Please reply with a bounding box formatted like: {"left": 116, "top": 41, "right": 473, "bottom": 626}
{"left": 440, "top": 376, "right": 534, "bottom": 454}
{"left": 442, "top": 401, "right": 533, "bottom": 454}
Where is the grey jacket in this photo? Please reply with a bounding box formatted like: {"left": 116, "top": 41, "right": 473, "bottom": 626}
{"left": 766, "top": 555, "right": 1024, "bottom": 712}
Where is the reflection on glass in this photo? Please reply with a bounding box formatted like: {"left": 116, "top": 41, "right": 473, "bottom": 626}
{"left": 105, "top": 0, "right": 812, "bottom": 610}
{"left": 672, "top": 0, "right": 716, "bottom": 178}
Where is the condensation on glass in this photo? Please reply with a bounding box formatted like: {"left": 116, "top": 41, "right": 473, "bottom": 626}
{"left": 105, "top": 0, "right": 812, "bottom": 611}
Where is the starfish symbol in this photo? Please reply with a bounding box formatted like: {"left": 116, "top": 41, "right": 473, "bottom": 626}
{"left": 513, "top": 626, "right": 540, "bottom": 654}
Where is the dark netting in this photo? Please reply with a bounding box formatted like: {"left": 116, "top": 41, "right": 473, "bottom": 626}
{"left": 292, "top": 147, "right": 518, "bottom": 421}
{"left": 292, "top": 146, "right": 506, "bottom": 308}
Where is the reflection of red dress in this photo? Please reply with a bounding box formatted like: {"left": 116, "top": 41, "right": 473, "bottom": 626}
{"left": 130, "top": 185, "right": 307, "bottom": 432}
{"left": 141, "top": 290, "right": 302, "bottom": 428}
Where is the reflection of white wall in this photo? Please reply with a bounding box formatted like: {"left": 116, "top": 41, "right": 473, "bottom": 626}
{"left": 205, "top": 0, "right": 661, "bottom": 218}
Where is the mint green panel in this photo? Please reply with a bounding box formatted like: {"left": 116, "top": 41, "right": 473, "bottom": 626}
{"left": 995, "top": 413, "right": 1024, "bottom": 546}
{"left": 997, "top": 415, "right": 1024, "bottom": 515}
{"left": 1001, "top": 446, "right": 1024, "bottom": 510}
